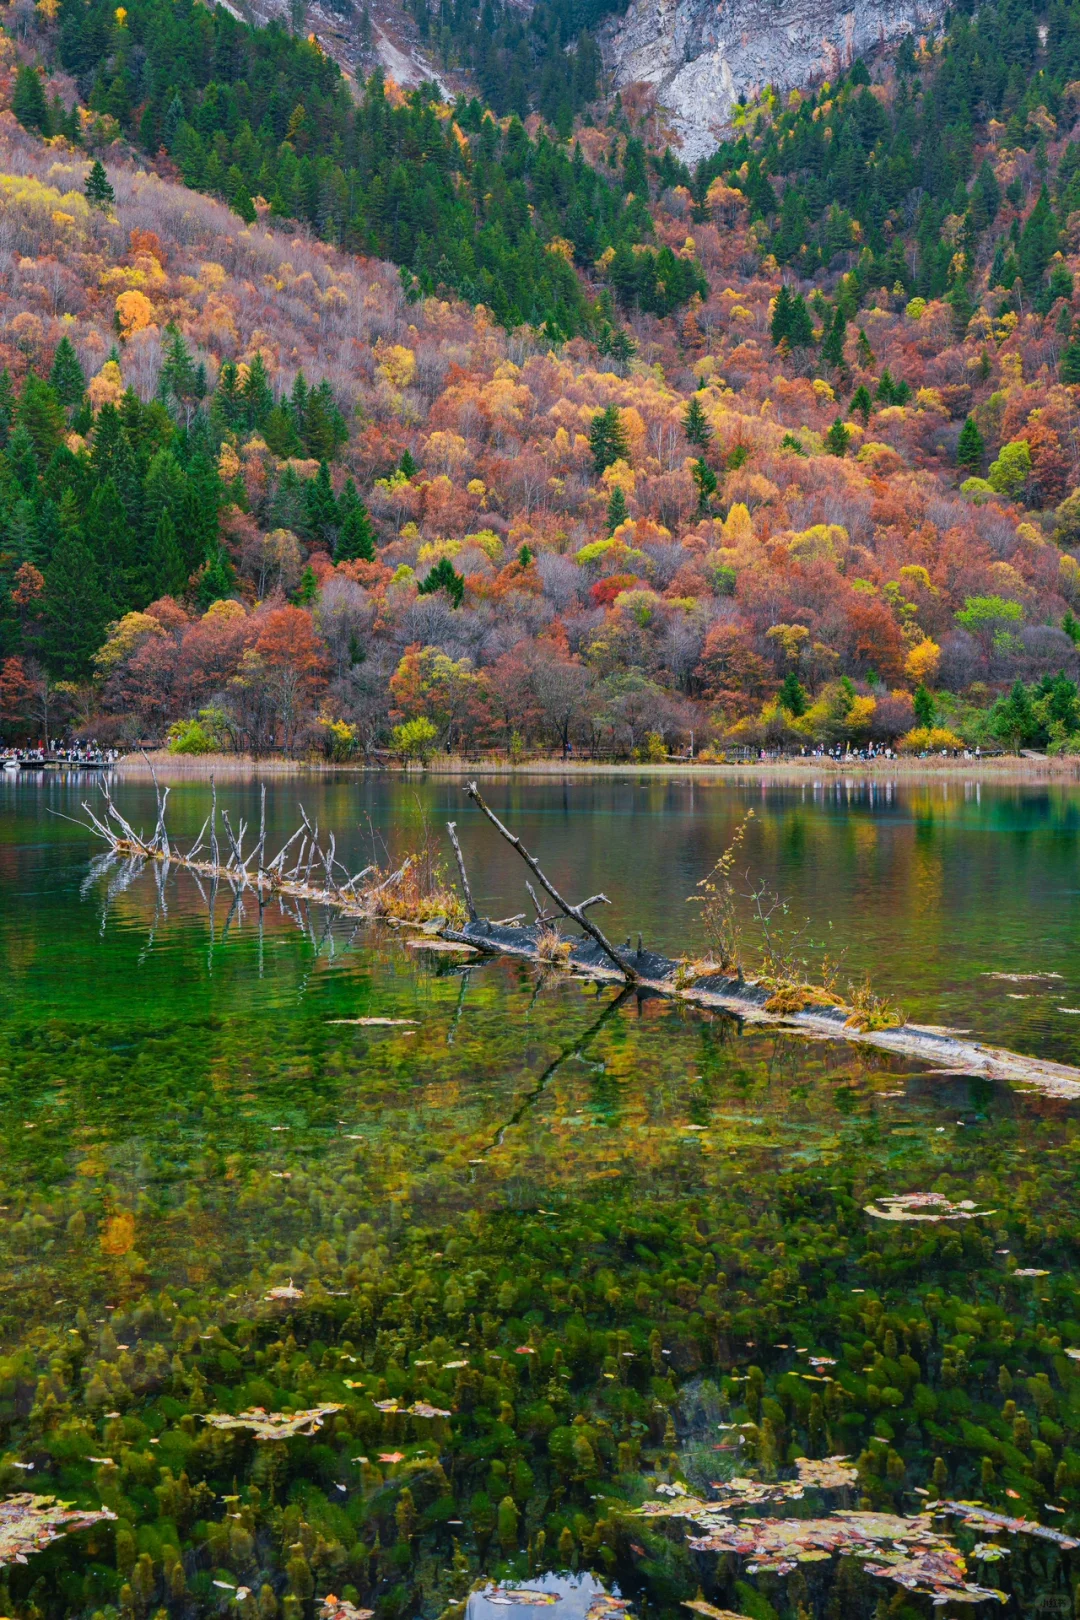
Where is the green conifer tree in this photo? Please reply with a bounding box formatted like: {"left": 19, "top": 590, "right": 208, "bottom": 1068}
{"left": 41, "top": 531, "right": 114, "bottom": 676}
{"left": 17, "top": 376, "right": 66, "bottom": 467}
{"left": 821, "top": 307, "right": 848, "bottom": 371}
{"left": 85, "top": 159, "right": 115, "bottom": 210}
{"left": 146, "top": 508, "right": 188, "bottom": 601}
{"left": 48, "top": 337, "right": 87, "bottom": 410}
{"left": 336, "top": 494, "right": 376, "bottom": 562}
{"left": 913, "top": 684, "right": 935, "bottom": 727}
{"left": 957, "top": 415, "right": 985, "bottom": 472}
{"left": 606, "top": 484, "right": 628, "bottom": 534}
{"left": 13, "top": 65, "right": 51, "bottom": 136}
{"left": 588, "top": 404, "right": 629, "bottom": 475}
{"left": 850, "top": 384, "right": 872, "bottom": 423}
{"left": 417, "top": 555, "right": 464, "bottom": 606}
{"left": 682, "top": 393, "right": 713, "bottom": 450}
{"left": 779, "top": 670, "right": 807, "bottom": 716}
{"left": 825, "top": 417, "right": 851, "bottom": 456}
{"left": 242, "top": 351, "right": 275, "bottom": 428}
{"left": 692, "top": 457, "right": 718, "bottom": 515}
{"left": 304, "top": 461, "right": 338, "bottom": 547}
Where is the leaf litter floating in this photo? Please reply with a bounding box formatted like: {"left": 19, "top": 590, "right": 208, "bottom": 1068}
{"left": 640, "top": 1495, "right": 1007, "bottom": 1605}
{"left": 320, "top": 1599, "right": 375, "bottom": 1620}
{"left": 264, "top": 1280, "right": 304, "bottom": 1301}
{"left": 326, "top": 1018, "right": 419, "bottom": 1026}
{"left": 864, "top": 1192, "right": 995, "bottom": 1222}
{"left": 0, "top": 1494, "right": 117, "bottom": 1566}
{"left": 202, "top": 1405, "right": 343, "bottom": 1440}
{"left": 645, "top": 1457, "right": 858, "bottom": 1515}
{"left": 685, "top": 1512, "right": 1007, "bottom": 1605}
{"left": 681, "top": 1605, "right": 746, "bottom": 1620}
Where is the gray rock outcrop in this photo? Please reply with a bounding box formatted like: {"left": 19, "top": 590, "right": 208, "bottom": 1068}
{"left": 601, "top": 0, "right": 942, "bottom": 161}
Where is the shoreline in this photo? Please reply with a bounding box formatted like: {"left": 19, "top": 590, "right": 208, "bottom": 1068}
{"left": 107, "top": 751, "right": 1080, "bottom": 783}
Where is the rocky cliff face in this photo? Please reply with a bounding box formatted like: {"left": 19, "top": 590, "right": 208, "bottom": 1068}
{"left": 601, "top": 0, "right": 942, "bottom": 161}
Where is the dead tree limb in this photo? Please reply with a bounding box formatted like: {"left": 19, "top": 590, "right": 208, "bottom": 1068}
{"left": 210, "top": 777, "right": 220, "bottom": 870}
{"left": 446, "top": 821, "right": 477, "bottom": 923}
{"left": 465, "top": 782, "right": 637, "bottom": 982}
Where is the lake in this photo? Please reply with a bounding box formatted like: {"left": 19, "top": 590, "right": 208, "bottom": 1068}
{"left": 1, "top": 767, "right": 1079, "bottom": 1618}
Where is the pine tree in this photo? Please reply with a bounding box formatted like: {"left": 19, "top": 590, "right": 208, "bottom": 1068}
{"left": 263, "top": 404, "right": 304, "bottom": 458}
{"left": 417, "top": 555, "right": 464, "bottom": 606}
{"left": 779, "top": 670, "right": 807, "bottom": 716}
{"left": 850, "top": 384, "right": 872, "bottom": 423}
{"left": 213, "top": 361, "right": 245, "bottom": 431}
{"left": 12, "top": 65, "right": 51, "bottom": 137}
{"left": 682, "top": 393, "right": 712, "bottom": 450}
{"left": 821, "top": 306, "right": 848, "bottom": 371}
{"left": 787, "top": 293, "right": 814, "bottom": 348}
{"left": 85, "top": 159, "right": 115, "bottom": 210}
{"left": 0, "top": 368, "right": 16, "bottom": 450}
{"left": 913, "top": 684, "right": 935, "bottom": 727}
{"left": 41, "top": 531, "right": 114, "bottom": 676}
{"left": 18, "top": 376, "right": 66, "bottom": 466}
{"left": 957, "top": 415, "right": 985, "bottom": 472}
{"left": 197, "top": 548, "right": 236, "bottom": 609}
{"left": 48, "top": 337, "right": 87, "bottom": 410}
{"left": 336, "top": 487, "right": 376, "bottom": 562}
{"left": 856, "top": 327, "right": 875, "bottom": 368}
{"left": 770, "top": 283, "right": 794, "bottom": 348}
{"left": 825, "top": 417, "right": 851, "bottom": 456}
{"left": 304, "top": 461, "right": 338, "bottom": 547}
{"left": 606, "top": 484, "right": 628, "bottom": 534}
{"left": 242, "top": 351, "right": 275, "bottom": 428}
{"left": 692, "top": 457, "right": 717, "bottom": 515}
{"left": 399, "top": 448, "right": 417, "bottom": 478}
{"left": 304, "top": 381, "right": 346, "bottom": 460}
{"left": 1061, "top": 333, "right": 1080, "bottom": 386}
{"left": 146, "top": 508, "right": 187, "bottom": 600}
{"left": 588, "top": 404, "right": 629, "bottom": 475}
{"left": 1019, "top": 185, "right": 1058, "bottom": 295}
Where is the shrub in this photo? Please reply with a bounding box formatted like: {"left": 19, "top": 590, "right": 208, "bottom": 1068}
{"left": 167, "top": 718, "right": 217, "bottom": 755}
{"left": 897, "top": 726, "right": 965, "bottom": 752}
{"left": 392, "top": 717, "right": 438, "bottom": 762}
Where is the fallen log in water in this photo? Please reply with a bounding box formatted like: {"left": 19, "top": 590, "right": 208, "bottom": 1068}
{"left": 444, "top": 782, "right": 1080, "bottom": 1100}
{"left": 65, "top": 772, "right": 1080, "bottom": 1099}
{"left": 59, "top": 765, "right": 461, "bottom": 926}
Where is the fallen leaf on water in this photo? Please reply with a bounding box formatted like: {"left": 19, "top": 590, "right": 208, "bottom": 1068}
{"left": 864, "top": 1192, "right": 995, "bottom": 1223}
{"left": 321, "top": 1597, "right": 374, "bottom": 1620}
{"left": 983, "top": 972, "right": 1063, "bottom": 981}
{"left": 0, "top": 1495, "right": 117, "bottom": 1568}
{"left": 202, "top": 1405, "right": 343, "bottom": 1441}
{"left": 326, "top": 1017, "right": 419, "bottom": 1026}
{"left": 264, "top": 1281, "right": 304, "bottom": 1301}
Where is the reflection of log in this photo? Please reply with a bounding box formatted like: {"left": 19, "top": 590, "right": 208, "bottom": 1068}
{"left": 446, "top": 821, "right": 477, "bottom": 924}
{"left": 464, "top": 781, "right": 637, "bottom": 982}
{"left": 63, "top": 775, "right": 1080, "bottom": 1100}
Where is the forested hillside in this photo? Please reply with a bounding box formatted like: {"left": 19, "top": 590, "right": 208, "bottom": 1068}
{"left": 3, "top": 0, "right": 1080, "bottom": 758}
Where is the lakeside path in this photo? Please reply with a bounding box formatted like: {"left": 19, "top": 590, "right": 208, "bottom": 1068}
{"left": 111, "top": 751, "right": 1080, "bottom": 782}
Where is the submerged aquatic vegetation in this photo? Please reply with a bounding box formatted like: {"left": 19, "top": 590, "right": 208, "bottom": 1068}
{"left": 8, "top": 799, "right": 1080, "bottom": 1619}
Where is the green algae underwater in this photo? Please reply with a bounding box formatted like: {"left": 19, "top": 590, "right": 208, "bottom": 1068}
{"left": 6, "top": 775, "right": 1080, "bottom": 1619}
